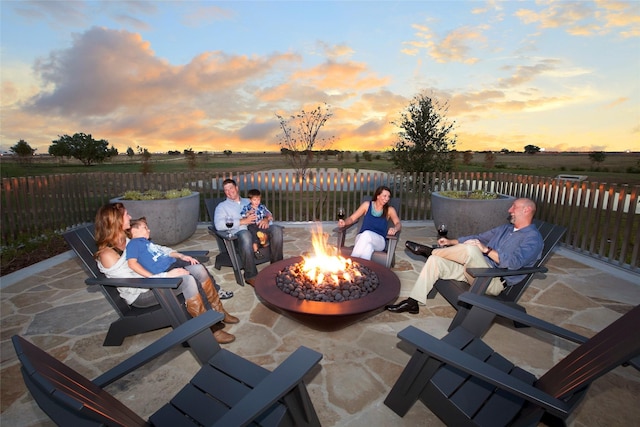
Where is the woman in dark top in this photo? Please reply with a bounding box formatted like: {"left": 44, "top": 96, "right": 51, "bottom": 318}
{"left": 337, "top": 186, "right": 401, "bottom": 260}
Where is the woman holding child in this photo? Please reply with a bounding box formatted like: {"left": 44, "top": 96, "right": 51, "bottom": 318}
{"left": 94, "top": 202, "right": 238, "bottom": 344}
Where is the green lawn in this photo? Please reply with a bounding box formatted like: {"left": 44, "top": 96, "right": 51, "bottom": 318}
{"left": 2, "top": 151, "right": 639, "bottom": 184}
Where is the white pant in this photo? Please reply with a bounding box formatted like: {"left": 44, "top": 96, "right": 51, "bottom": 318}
{"left": 409, "top": 244, "right": 504, "bottom": 304}
{"left": 350, "top": 230, "right": 386, "bottom": 260}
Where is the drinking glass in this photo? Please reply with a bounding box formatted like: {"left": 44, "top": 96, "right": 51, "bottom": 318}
{"left": 225, "top": 216, "right": 234, "bottom": 236}
{"left": 437, "top": 224, "right": 448, "bottom": 247}
{"left": 337, "top": 207, "right": 346, "bottom": 221}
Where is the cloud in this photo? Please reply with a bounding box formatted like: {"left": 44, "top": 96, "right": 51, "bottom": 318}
{"left": 515, "top": 0, "right": 640, "bottom": 37}
{"left": 27, "top": 27, "right": 296, "bottom": 118}
{"left": 12, "top": 0, "right": 88, "bottom": 26}
{"left": 403, "top": 23, "right": 486, "bottom": 64}
{"left": 605, "top": 97, "right": 629, "bottom": 109}
{"left": 497, "top": 59, "right": 562, "bottom": 88}
{"left": 314, "top": 41, "right": 355, "bottom": 60}
{"left": 182, "top": 4, "right": 234, "bottom": 27}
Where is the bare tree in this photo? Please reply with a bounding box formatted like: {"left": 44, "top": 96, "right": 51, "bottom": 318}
{"left": 276, "top": 104, "right": 334, "bottom": 178}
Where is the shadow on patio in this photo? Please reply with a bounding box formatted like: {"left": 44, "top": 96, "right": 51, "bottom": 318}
{"left": 1, "top": 222, "right": 639, "bottom": 426}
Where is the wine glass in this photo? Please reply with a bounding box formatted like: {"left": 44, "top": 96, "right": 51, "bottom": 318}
{"left": 437, "top": 223, "right": 448, "bottom": 247}
{"left": 224, "top": 216, "right": 234, "bottom": 236}
{"left": 337, "top": 207, "right": 346, "bottom": 221}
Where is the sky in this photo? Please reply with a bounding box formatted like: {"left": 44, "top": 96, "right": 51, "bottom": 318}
{"left": 1, "top": 0, "right": 639, "bottom": 155}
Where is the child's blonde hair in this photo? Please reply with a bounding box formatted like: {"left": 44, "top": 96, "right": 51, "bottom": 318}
{"left": 130, "top": 217, "right": 148, "bottom": 229}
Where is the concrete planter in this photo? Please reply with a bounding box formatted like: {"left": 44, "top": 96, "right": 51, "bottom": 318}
{"left": 431, "top": 191, "right": 515, "bottom": 239}
{"left": 111, "top": 191, "right": 200, "bottom": 246}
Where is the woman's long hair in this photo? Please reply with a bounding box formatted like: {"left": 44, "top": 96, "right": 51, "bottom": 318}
{"left": 94, "top": 203, "right": 127, "bottom": 257}
{"left": 372, "top": 185, "right": 392, "bottom": 218}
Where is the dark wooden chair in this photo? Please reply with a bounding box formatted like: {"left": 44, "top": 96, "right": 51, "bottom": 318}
{"left": 384, "top": 293, "right": 640, "bottom": 426}
{"left": 427, "top": 219, "right": 566, "bottom": 334}
{"left": 13, "top": 310, "right": 323, "bottom": 427}
{"left": 204, "top": 198, "right": 283, "bottom": 286}
{"left": 335, "top": 197, "right": 402, "bottom": 268}
{"left": 63, "top": 224, "right": 212, "bottom": 359}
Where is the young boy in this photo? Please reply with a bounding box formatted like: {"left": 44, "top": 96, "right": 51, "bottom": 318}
{"left": 239, "top": 189, "right": 273, "bottom": 258}
{"left": 124, "top": 217, "right": 233, "bottom": 299}
{"left": 126, "top": 217, "right": 199, "bottom": 275}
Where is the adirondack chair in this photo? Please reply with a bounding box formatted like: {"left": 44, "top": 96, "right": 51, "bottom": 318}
{"left": 63, "top": 224, "right": 213, "bottom": 356}
{"left": 384, "top": 293, "right": 640, "bottom": 426}
{"left": 12, "top": 310, "right": 323, "bottom": 427}
{"left": 335, "top": 197, "right": 402, "bottom": 268}
{"left": 204, "top": 198, "right": 283, "bottom": 286}
{"left": 427, "top": 219, "right": 566, "bottom": 334}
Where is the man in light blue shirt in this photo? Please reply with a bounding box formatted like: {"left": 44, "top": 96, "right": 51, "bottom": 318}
{"left": 387, "top": 198, "right": 543, "bottom": 314}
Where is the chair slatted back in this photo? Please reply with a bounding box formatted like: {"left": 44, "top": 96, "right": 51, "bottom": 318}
{"left": 62, "top": 224, "right": 101, "bottom": 279}
{"left": 497, "top": 220, "right": 566, "bottom": 301}
{"left": 63, "top": 225, "right": 138, "bottom": 318}
{"left": 537, "top": 304, "right": 640, "bottom": 399}
{"left": 204, "top": 197, "right": 228, "bottom": 255}
{"left": 12, "top": 335, "right": 148, "bottom": 427}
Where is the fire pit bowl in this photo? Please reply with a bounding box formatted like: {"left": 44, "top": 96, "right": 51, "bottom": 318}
{"left": 254, "top": 256, "right": 400, "bottom": 331}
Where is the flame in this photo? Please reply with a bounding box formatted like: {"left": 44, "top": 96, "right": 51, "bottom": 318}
{"left": 302, "top": 224, "right": 355, "bottom": 286}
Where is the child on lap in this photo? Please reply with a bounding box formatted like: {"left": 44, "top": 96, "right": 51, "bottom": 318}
{"left": 240, "top": 189, "right": 273, "bottom": 258}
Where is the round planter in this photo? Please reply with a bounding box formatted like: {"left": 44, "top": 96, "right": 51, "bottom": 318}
{"left": 431, "top": 191, "right": 515, "bottom": 239}
{"left": 111, "top": 191, "right": 200, "bottom": 246}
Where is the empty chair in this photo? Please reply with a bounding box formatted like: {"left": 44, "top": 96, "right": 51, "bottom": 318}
{"left": 385, "top": 293, "right": 640, "bottom": 426}
{"left": 13, "top": 310, "right": 323, "bottom": 427}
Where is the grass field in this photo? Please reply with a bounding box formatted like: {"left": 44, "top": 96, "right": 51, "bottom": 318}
{"left": 2, "top": 151, "right": 639, "bottom": 184}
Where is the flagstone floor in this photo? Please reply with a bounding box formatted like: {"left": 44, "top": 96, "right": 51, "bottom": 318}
{"left": 1, "top": 222, "right": 639, "bottom": 426}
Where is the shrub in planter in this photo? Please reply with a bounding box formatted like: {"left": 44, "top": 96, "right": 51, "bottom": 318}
{"left": 431, "top": 190, "right": 515, "bottom": 238}
{"left": 111, "top": 189, "right": 199, "bottom": 246}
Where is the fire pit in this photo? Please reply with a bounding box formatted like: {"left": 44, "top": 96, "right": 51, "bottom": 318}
{"left": 255, "top": 256, "right": 400, "bottom": 331}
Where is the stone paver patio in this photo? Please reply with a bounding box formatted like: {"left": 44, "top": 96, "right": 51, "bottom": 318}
{"left": 1, "top": 222, "right": 639, "bottom": 426}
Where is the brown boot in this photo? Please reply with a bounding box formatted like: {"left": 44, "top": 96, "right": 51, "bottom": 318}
{"left": 213, "top": 327, "right": 236, "bottom": 344}
{"left": 201, "top": 278, "right": 239, "bottom": 324}
{"left": 185, "top": 295, "right": 236, "bottom": 344}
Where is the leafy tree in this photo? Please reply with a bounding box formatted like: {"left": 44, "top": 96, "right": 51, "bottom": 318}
{"left": 49, "top": 133, "right": 116, "bottom": 166}
{"left": 588, "top": 151, "right": 607, "bottom": 167}
{"left": 126, "top": 147, "right": 135, "bottom": 157}
{"left": 390, "top": 93, "right": 457, "bottom": 173}
{"left": 524, "top": 144, "right": 541, "bottom": 154}
{"left": 10, "top": 139, "right": 36, "bottom": 164}
{"left": 223, "top": 150, "right": 232, "bottom": 156}
{"left": 276, "top": 104, "right": 334, "bottom": 178}
{"left": 362, "top": 151, "right": 372, "bottom": 161}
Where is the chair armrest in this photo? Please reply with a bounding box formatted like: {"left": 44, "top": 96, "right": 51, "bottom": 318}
{"left": 466, "top": 266, "right": 548, "bottom": 278}
{"left": 85, "top": 277, "right": 183, "bottom": 289}
{"left": 93, "top": 310, "right": 224, "bottom": 388}
{"left": 459, "top": 293, "right": 588, "bottom": 344}
{"left": 398, "top": 325, "right": 571, "bottom": 418}
{"left": 213, "top": 346, "right": 323, "bottom": 426}
{"left": 216, "top": 229, "right": 238, "bottom": 241}
{"left": 183, "top": 250, "right": 209, "bottom": 263}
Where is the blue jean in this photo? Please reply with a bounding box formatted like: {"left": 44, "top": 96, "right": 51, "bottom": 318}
{"left": 236, "top": 224, "right": 284, "bottom": 280}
